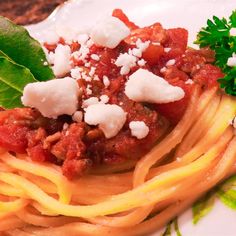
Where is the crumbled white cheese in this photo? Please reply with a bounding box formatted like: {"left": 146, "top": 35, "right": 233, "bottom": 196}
{"left": 227, "top": 53, "right": 236, "bottom": 67}
{"left": 103, "top": 75, "right": 110, "bottom": 87}
{"left": 84, "top": 62, "right": 91, "bottom": 67}
{"left": 72, "top": 111, "right": 83, "bottom": 122}
{"left": 47, "top": 51, "right": 55, "bottom": 65}
{"left": 125, "top": 68, "right": 185, "bottom": 104}
{"left": 129, "top": 121, "right": 149, "bottom": 139}
{"left": 185, "top": 79, "right": 194, "bottom": 85}
{"left": 164, "top": 47, "right": 171, "bottom": 53}
{"left": 160, "top": 67, "right": 167, "bottom": 73}
{"left": 71, "top": 68, "right": 82, "bottom": 80}
{"left": 100, "top": 95, "right": 109, "bottom": 103}
{"left": 90, "top": 16, "right": 130, "bottom": 49}
{"left": 91, "top": 54, "right": 100, "bottom": 61}
{"left": 53, "top": 44, "right": 71, "bottom": 77}
{"left": 84, "top": 104, "right": 126, "bottom": 138}
{"left": 131, "top": 48, "right": 142, "bottom": 58}
{"left": 82, "top": 97, "right": 99, "bottom": 108}
{"left": 136, "top": 39, "right": 150, "bottom": 52}
{"left": 230, "top": 28, "right": 236, "bottom": 37}
{"left": 86, "top": 87, "right": 93, "bottom": 95}
{"left": 21, "top": 77, "right": 79, "bottom": 118}
{"left": 166, "top": 59, "right": 176, "bottom": 66}
{"left": 89, "top": 67, "right": 96, "bottom": 77}
{"left": 137, "top": 59, "right": 146, "bottom": 67}
{"left": 115, "top": 53, "right": 137, "bottom": 75}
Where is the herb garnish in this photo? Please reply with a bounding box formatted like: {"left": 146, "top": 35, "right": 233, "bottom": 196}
{"left": 195, "top": 11, "right": 236, "bottom": 95}
{"left": 0, "top": 16, "right": 54, "bottom": 109}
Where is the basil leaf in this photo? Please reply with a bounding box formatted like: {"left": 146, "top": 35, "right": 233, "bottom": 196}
{"left": 192, "top": 191, "right": 215, "bottom": 224}
{"left": 0, "top": 16, "right": 54, "bottom": 81}
{"left": 0, "top": 56, "right": 37, "bottom": 108}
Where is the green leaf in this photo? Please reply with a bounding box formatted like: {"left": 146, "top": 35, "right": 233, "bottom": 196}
{"left": 0, "top": 56, "right": 37, "bottom": 108}
{"left": 217, "top": 189, "right": 236, "bottom": 209}
{"left": 173, "top": 218, "right": 182, "bottom": 236}
{"left": 0, "top": 16, "right": 54, "bottom": 81}
{"left": 217, "top": 175, "right": 236, "bottom": 210}
{"left": 162, "top": 221, "right": 172, "bottom": 236}
{"left": 229, "top": 11, "right": 236, "bottom": 26}
{"left": 195, "top": 11, "right": 236, "bottom": 96}
{"left": 192, "top": 190, "right": 216, "bottom": 224}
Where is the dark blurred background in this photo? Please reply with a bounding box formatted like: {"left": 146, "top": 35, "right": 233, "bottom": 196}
{"left": 0, "top": 0, "right": 65, "bottom": 25}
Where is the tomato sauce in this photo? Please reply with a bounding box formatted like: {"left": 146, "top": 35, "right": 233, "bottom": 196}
{"left": 0, "top": 9, "right": 223, "bottom": 178}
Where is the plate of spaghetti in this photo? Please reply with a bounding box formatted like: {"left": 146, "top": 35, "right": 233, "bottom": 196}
{"left": 0, "top": 0, "right": 235, "bottom": 235}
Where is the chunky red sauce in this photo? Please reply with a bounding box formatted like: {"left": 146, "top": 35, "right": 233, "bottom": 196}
{"left": 0, "top": 9, "right": 223, "bottom": 178}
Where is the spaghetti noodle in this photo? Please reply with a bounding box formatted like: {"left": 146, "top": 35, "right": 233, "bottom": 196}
{"left": 0, "top": 8, "right": 235, "bottom": 236}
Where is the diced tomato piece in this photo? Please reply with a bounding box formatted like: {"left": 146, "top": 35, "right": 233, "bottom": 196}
{"left": 164, "top": 28, "right": 188, "bottom": 59}
{"left": 155, "top": 81, "right": 193, "bottom": 124}
{"left": 193, "top": 64, "right": 224, "bottom": 88}
{"left": 112, "top": 9, "right": 139, "bottom": 30}
{"left": 43, "top": 43, "right": 57, "bottom": 52}
{"left": 28, "top": 143, "right": 56, "bottom": 163}
{"left": 0, "top": 125, "right": 29, "bottom": 153}
{"left": 142, "top": 44, "right": 164, "bottom": 65}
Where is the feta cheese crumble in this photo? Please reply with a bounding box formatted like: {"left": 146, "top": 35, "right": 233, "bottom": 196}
{"left": 71, "top": 68, "right": 82, "bottom": 80}
{"left": 22, "top": 77, "right": 79, "bottom": 119}
{"left": 90, "top": 16, "right": 130, "bottom": 49}
{"left": 82, "top": 97, "right": 99, "bottom": 108}
{"left": 103, "top": 75, "right": 110, "bottom": 87}
{"left": 115, "top": 53, "right": 137, "bottom": 75}
{"left": 129, "top": 121, "right": 149, "bottom": 139}
{"left": 166, "top": 59, "right": 176, "bottom": 66}
{"left": 53, "top": 44, "right": 71, "bottom": 77}
{"left": 125, "top": 68, "right": 185, "bottom": 103}
{"left": 84, "top": 104, "right": 126, "bottom": 138}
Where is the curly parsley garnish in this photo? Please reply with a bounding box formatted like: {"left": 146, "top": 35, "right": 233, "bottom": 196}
{"left": 195, "top": 11, "right": 236, "bottom": 95}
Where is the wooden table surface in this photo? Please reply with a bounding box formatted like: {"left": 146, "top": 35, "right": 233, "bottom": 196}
{"left": 0, "top": 0, "right": 65, "bottom": 25}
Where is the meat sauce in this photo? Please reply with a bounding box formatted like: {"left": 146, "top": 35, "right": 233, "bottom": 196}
{"left": 0, "top": 9, "right": 223, "bottom": 178}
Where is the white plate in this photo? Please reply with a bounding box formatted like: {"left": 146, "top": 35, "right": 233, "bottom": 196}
{"left": 27, "top": 1, "right": 236, "bottom": 235}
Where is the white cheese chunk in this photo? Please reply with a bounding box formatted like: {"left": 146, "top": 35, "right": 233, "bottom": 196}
{"left": 166, "top": 59, "right": 176, "bottom": 66}
{"left": 103, "top": 75, "right": 110, "bottom": 87}
{"left": 82, "top": 97, "right": 99, "bottom": 108}
{"left": 185, "top": 79, "right": 194, "bottom": 85}
{"left": 125, "top": 68, "right": 185, "bottom": 104}
{"left": 84, "top": 104, "right": 126, "bottom": 138}
{"left": 227, "top": 53, "right": 236, "bottom": 67}
{"left": 53, "top": 44, "right": 71, "bottom": 77}
{"left": 115, "top": 52, "right": 137, "bottom": 75}
{"left": 129, "top": 121, "right": 149, "bottom": 139}
{"left": 21, "top": 77, "right": 79, "bottom": 119}
{"left": 100, "top": 95, "right": 109, "bottom": 103}
{"left": 71, "top": 67, "right": 82, "bottom": 80}
{"left": 90, "top": 16, "right": 130, "bottom": 49}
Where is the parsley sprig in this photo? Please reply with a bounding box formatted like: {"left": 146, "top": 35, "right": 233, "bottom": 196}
{"left": 195, "top": 11, "right": 236, "bottom": 95}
